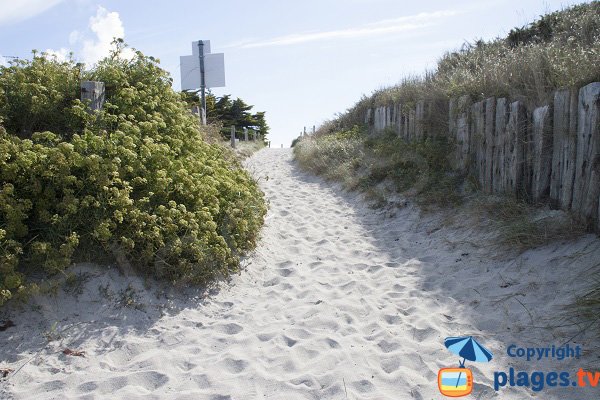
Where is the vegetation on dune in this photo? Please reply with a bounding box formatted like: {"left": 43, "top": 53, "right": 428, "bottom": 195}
{"left": 294, "top": 3, "right": 598, "bottom": 328}
{"left": 0, "top": 41, "right": 266, "bottom": 306}
{"left": 294, "top": 127, "right": 462, "bottom": 208}
{"left": 336, "top": 1, "right": 600, "bottom": 129}
{"left": 294, "top": 3, "right": 597, "bottom": 240}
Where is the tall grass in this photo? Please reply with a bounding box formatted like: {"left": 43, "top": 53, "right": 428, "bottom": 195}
{"left": 337, "top": 2, "right": 600, "bottom": 129}
{"left": 294, "top": 127, "right": 463, "bottom": 208}
{"left": 295, "top": 2, "right": 599, "bottom": 333}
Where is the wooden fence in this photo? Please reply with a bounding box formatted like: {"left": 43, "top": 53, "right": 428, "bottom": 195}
{"left": 363, "top": 82, "right": 600, "bottom": 231}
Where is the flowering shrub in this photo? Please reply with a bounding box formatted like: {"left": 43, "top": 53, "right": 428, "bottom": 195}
{"left": 0, "top": 43, "right": 266, "bottom": 305}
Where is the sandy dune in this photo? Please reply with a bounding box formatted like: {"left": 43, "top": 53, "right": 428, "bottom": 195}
{"left": 1, "top": 148, "right": 599, "bottom": 399}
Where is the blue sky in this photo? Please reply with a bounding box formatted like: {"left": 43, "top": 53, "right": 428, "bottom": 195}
{"left": 0, "top": 0, "right": 590, "bottom": 147}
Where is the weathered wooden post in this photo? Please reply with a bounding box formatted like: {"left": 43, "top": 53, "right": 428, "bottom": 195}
{"left": 244, "top": 127, "right": 248, "bottom": 141}
{"left": 572, "top": 82, "right": 600, "bottom": 229}
{"left": 550, "top": 89, "right": 578, "bottom": 209}
{"left": 483, "top": 97, "right": 496, "bottom": 193}
{"left": 80, "top": 81, "right": 105, "bottom": 111}
{"left": 471, "top": 100, "right": 486, "bottom": 185}
{"left": 312, "top": 125, "right": 316, "bottom": 135}
{"left": 230, "top": 126, "right": 236, "bottom": 148}
{"left": 505, "top": 101, "right": 528, "bottom": 196}
{"left": 191, "top": 104, "right": 202, "bottom": 125}
{"left": 415, "top": 100, "right": 425, "bottom": 139}
{"left": 530, "top": 105, "right": 553, "bottom": 201}
{"left": 303, "top": 126, "right": 307, "bottom": 136}
{"left": 449, "top": 95, "right": 471, "bottom": 171}
{"left": 492, "top": 98, "right": 509, "bottom": 194}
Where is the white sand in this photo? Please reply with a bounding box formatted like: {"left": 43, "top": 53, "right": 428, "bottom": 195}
{"left": 1, "top": 148, "right": 599, "bottom": 399}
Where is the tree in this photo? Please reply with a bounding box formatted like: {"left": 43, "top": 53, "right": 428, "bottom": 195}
{"left": 181, "top": 91, "right": 269, "bottom": 140}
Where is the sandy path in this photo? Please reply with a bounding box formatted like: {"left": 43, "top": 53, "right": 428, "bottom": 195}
{"left": 1, "top": 148, "right": 599, "bottom": 399}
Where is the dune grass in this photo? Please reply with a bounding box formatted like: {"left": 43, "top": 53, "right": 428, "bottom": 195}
{"left": 294, "top": 127, "right": 463, "bottom": 208}
{"left": 296, "top": 2, "right": 598, "bottom": 246}
{"left": 335, "top": 2, "right": 600, "bottom": 129}
{"left": 294, "top": 3, "right": 599, "bottom": 322}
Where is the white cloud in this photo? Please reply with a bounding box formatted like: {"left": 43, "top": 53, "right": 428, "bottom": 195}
{"left": 239, "top": 9, "right": 461, "bottom": 48}
{"left": 80, "top": 6, "right": 134, "bottom": 65}
{"left": 366, "top": 10, "right": 460, "bottom": 28}
{"left": 44, "top": 48, "right": 70, "bottom": 62}
{"left": 69, "top": 30, "right": 81, "bottom": 46}
{"left": 0, "top": 0, "right": 64, "bottom": 26}
{"left": 43, "top": 6, "right": 133, "bottom": 66}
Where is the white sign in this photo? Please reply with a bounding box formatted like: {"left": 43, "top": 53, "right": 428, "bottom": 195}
{"left": 180, "top": 53, "right": 225, "bottom": 90}
{"left": 180, "top": 40, "right": 225, "bottom": 90}
{"left": 192, "top": 40, "right": 211, "bottom": 56}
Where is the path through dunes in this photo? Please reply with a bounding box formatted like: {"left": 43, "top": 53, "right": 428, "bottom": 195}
{"left": 2, "top": 148, "right": 599, "bottom": 400}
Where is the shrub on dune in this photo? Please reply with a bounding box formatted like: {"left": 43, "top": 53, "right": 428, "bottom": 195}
{"left": 0, "top": 41, "right": 266, "bottom": 305}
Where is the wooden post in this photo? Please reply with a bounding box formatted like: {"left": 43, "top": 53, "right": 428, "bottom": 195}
{"left": 244, "top": 127, "right": 248, "bottom": 141}
{"left": 572, "top": 82, "right": 600, "bottom": 228}
{"left": 493, "top": 98, "right": 509, "bottom": 194}
{"left": 394, "top": 103, "right": 403, "bottom": 136}
{"left": 415, "top": 100, "right": 425, "bottom": 139}
{"left": 471, "top": 100, "right": 486, "bottom": 185}
{"left": 191, "top": 105, "right": 202, "bottom": 125}
{"left": 505, "top": 101, "right": 528, "bottom": 196}
{"left": 80, "top": 81, "right": 105, "bottom": 111}
{"left": 403, "top": 107, "right": 410, "bottom": 139}
{"left": 408, "top": 108, "right": 416, "bottom": 141}
{"left": 231, "top": 126, "right": 236, "bottom": 148}
{"left": 483, "top": 97, "right": 496, "bottom": 193}
{"left": 530, "top": 105, "right": 553, "bottom": 201}
{"left": 550, "top": 89, "right": 578, "bottom": 209}
{"left": 451, "top": 95, "right": 471, "bottom": 171}
{"left": 312, "top": 125, "right": 316, "bottom": 135}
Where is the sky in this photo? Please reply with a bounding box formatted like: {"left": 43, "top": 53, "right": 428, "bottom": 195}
{"left": 0, "top": 0, "right": 591, "bottom": 147}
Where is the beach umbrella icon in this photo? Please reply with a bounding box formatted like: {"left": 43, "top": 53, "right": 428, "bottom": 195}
{"left": 444, "top": 336, "right": 493, "bottom": 388}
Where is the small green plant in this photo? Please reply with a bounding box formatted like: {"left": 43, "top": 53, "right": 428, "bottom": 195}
{"left": 98, "top": 282, "right": 113, "bottom": 301}
{"left": 574, "top": 269, "right": 600, "bottom": 320}
{"left": 117, "top": 284, "right": 144, "bottom": 311}
{"left": 43, "top": 321, "right": 61, "bottom": 342}
{"left": 63, "top": 272, "right": 91, "bottom": 296}
{"left": 471, "top": 196, "right": 585, "bottom": 251}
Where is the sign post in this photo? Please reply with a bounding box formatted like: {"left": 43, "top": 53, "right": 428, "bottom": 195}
{"left": 198, "top": 41, "right": 206, "bottom": 125}
{"left": 180, "top": 40, "right": 226, "bottom": 125}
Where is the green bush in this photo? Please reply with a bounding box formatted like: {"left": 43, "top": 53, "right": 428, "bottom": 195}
{"left": 294, "top": 127, "right": 462, "bottom": 207}
{"left": 0, "top": 42, "right": 266, "bottom": 306}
